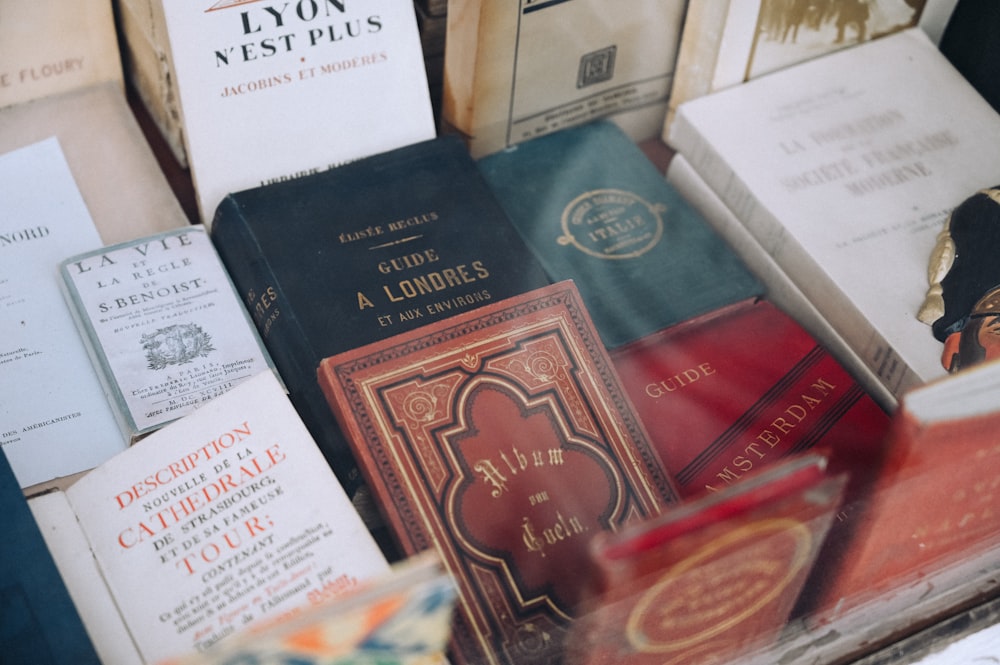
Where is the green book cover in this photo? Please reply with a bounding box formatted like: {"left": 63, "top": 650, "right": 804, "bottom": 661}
{"left": 477, "top": 120, "right": 761, "bottom": 348}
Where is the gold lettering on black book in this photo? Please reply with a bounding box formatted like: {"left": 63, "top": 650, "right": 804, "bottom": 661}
{"left": 246, "top": 285, "right": 281, "bottom": 337}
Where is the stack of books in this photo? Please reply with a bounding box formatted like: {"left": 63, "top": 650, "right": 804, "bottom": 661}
{"left": 3, "top": 1, "right": 1000, "bottom": 664}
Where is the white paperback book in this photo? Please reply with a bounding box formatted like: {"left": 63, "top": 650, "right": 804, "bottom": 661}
{"left": 0, "top": 137, "right": 125, "bottom": 489}
{"left": 160, "top": 0, "right": 436, "bottom": 225}
{"left": 29, "top": 370, "right": 390, "bottom": 665}
{"left": 668, "top": 27, "right": 1000, "bottom": 401}
{"left": 60, "top": 226, "right": 277, "bottom": 442}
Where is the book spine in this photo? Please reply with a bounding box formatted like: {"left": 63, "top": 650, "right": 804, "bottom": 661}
{"left": 668, "top": 111, "right": 922, "bottom": 400}
{"left": 662, "top": 0, "right": 732, "bottom": 141}
{"left": 441, "top": 0, "right": 484, "bottom": 136}
{"left": 210, "top": 198, "right": 361, "bottom": 495}
{"left": 117, "top": 0, "right": 188, "bottom": 168}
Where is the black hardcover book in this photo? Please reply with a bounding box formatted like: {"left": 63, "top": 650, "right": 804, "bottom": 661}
{"left": 0, "top": 451, "right": 101, "bottom": 665}
{"left": 211, "top": 136, "right": 551, "bottom": 496}
{"left": 940, "top": 0, "right": 1000, "bottom": 114}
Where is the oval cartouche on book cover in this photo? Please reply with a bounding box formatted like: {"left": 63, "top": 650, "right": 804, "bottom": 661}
{"left": 477, "top": 119, "right": 763, "bottom": 349}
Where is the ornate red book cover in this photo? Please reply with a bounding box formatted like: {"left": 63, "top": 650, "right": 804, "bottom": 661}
{"left": 317, "top": 281, "right": 678, "bottom": 665}
{"left": 565, "top": 455, "right": 846, "bottom": 665}
{"left": 610, "top": 298, "right": 891, "bottom": 497}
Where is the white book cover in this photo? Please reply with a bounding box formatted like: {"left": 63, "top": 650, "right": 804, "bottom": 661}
{"left": 161, "top": 0, "right": 436, "bottom": 225}
{"left": 669, "top": 28, "right": 1000, "bottom": 400}
{"left": 43, "top": 370, "right": 390, "bottom": 664}
{"left": 60, "top": 226, "right": 277, "bottom": 441}
{"left": 0, "top": 137, "right": 126, "bottom": 489}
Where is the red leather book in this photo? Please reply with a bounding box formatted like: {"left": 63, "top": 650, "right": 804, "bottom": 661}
{"left": 317, "top": 281, "right": 678, "bottom": 665}
{"left": 801, "top": 359, "right": 1000, "bottom": 625}
{"left": 566, "top": 454, "right": 846, "bottom": 665}
{"left": 609, "top": 298, "right": 891, "bottom": 498}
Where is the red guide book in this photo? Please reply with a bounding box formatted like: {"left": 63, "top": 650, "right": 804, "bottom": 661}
{"left": 609, "top": 297, "right": 891, "bottom": 498}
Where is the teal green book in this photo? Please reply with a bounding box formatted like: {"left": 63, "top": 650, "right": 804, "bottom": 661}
{"left": 477, "top": 120, "right": 762, "bottom": 348}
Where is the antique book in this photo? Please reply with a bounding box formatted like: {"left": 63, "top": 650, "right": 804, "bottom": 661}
{"left": 0, "top": 0, "right": 123, "bottom": 110}
{"left": 668, "top": 28, "right": 1000, "bottom": 401}
{"left": 29, "top": 370, "right": 390, "bottom": 665}
{"left": 0, "top": 138, "right": 126, "bottom": 490}
{"left": 441, "top": 0, "right": 687, "bottom": 158}
{"left": 415, "top": 0, "right": 447, "bottom": 106}
{"left": 662, "top": 0, "right": 959, "bottom": 136}
{"left": 0, "top": 82, "right": 188, "bottom": 246}
{"left": 610, "top": 298, "right": 891, "bottom": 498}
{"left": 802, "top": 357, "right": 1000, "bottom": 619}
{"left": 477, "top": 120, "right": 762, "bottom": 349}
{"left": 565, "top": 454, "right": 846, "bottom": 665}
{"left": 60, "top": 226, "right": 277, "bottom": 442}
{"left": 211, "top": 135, "right": 551, "bottom": 496}
{"left": 317, "top": 281, "right": 678, "bottom": 665}
{"left": 0, "top": 451, "right": 102, "bottom": 665}
{"left": 665, "top": 152, "right": 896, "bottom": 410}
{"left": 416, "top": 0, "right": 448, "bottom": 18}
{"left": 162, "top": 550, "right": 456, "bottom": 665}
{"left": 725, "top": 358, "right": 1000, "bottom": 664}
{"left": 131, "top": 0, "right": 435, "bottom": 224}
{"left": 116, "top": 0, "right": 188, "bottom": 167}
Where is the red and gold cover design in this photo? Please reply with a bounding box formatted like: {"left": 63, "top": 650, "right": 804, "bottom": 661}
{"left": 610, "top": 298, "right": 890, "bottom": 497}
{"left": 566, "top": 455, "right": 846, "bottom": 665}
{"left": 317, "top": 281, "right": 677, "bottom": 665}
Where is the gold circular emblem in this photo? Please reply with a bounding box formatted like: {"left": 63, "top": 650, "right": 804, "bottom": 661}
{"left": 559, "top": 188, "right": 664, "bottom": 260}
{"left": 625, "top": 518, "right": 812, "bottom": 654}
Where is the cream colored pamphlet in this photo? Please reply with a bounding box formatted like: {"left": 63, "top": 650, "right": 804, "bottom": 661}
{"left": 160, "top": 0, "right": 436, "bottom": 224}
{"left": 61, "top": 226, "right": 277, "bottom": 442}
{"left": 57, "top": 370, "right": 389, "bottom": 664}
